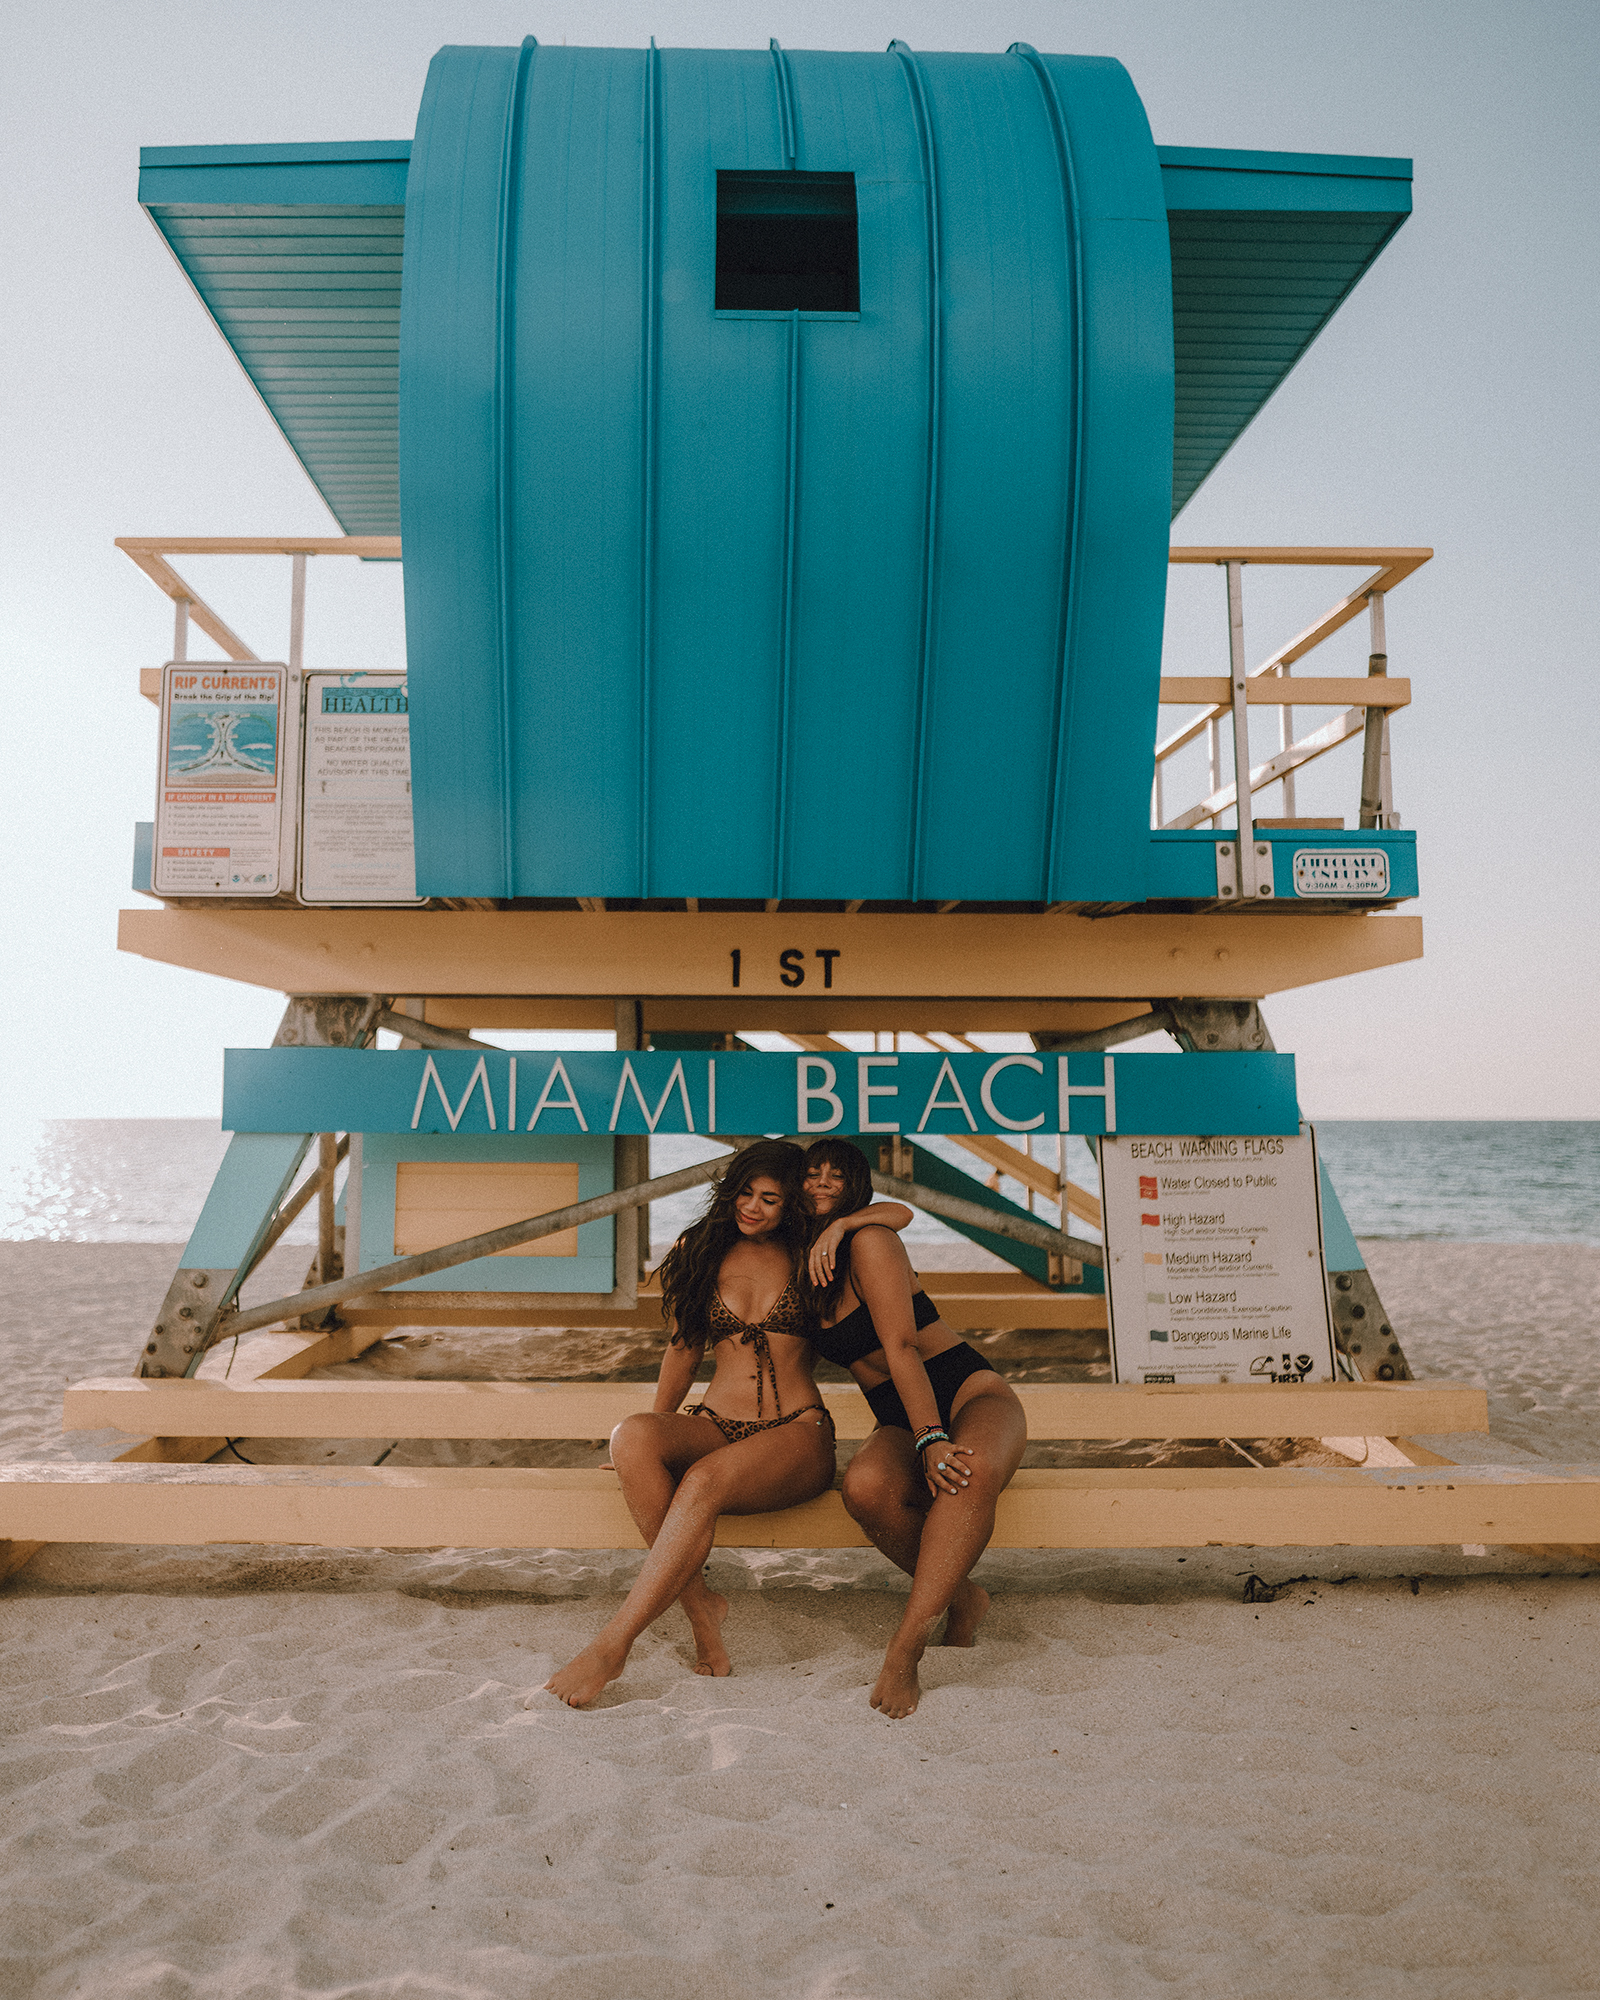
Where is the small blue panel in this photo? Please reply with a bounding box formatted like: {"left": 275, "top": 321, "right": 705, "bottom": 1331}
{"left": 132, "top": 821, "right": 154, "bottom": 895}
{"left": 1147, "top": 829, "right": 1418, "bottom": 902}
{"left": 357, "top": 1132, "right": 614, "bottom": 1293}
{"left": 224, "top": 1048, "right": 1301, "bottom": 1139}
{"left": 139, "top": 141, "right": 410, "bottom": 207}
{"left": 1317, "top": 1155, "right": 1365, "bottom": 1273}
{"left": 183, "top": 1132, "right": 312, "bottom": 1280}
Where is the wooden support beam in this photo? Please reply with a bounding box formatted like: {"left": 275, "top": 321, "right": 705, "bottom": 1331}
{"left": 63, "top": 1377, "right": 1490, "bottom": 1444}
{"left": 328, "top": 1275, "right": 1109, "bottom": 1331}
{"left": 118, "top": 536, "right": 402, "bottom": 558}
{"left": 420, "top": 999, "right": 1158, "bottom": 1035}
{"left": 0, "top": 1318, "right": 392, "bottom": 1583}
{"left": 3, "top": 1457, "right": 1588, "bottom": 1554}
{"left": 117, "top": 907, "right": 1425, "bottom": 1002}
{"left": 1159, "top": 676, "right": 1410, "bottom": 709}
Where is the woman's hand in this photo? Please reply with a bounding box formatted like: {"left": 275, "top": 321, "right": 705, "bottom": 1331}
{"left": 808, "top": 1218, "right": 849, "bottom": 1287}
{"left": 922, "top": 1441, "right": 975, "bottom": 1498}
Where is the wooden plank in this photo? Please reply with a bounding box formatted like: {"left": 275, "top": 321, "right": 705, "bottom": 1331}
{"left": 1159, "top": 677, "right": 1410, "bottom": 709}
{"left": 140, "top": 668, "right": 162, "bottom": 704}
{"left": 394, "top": 1160, "right": 580, "bottom": 1259}
{"left": 117, "top": 537, "right": 401, "bottom": 558}
{"left": 428, "top": 999, "right": 1158, "bottom": 1035}
{"left": 941, "top": 1135, "right": 1102, "bottom": 1226}
{"left": 0, "top": 1320, "right": 394, "bottom": 1584}
{"left": 2, "top": 1458, "right": 1590, "bottom": 1554}
{"left": 330, "top": 1287, "right": 1110, "bottom": 1332}
{"left": 115, "top": 549, "right": 258, "bottom": 662}
{"left": 1169, "top": 548, "right": 1433, "bottom": 569}
{"left": 115, "top": 907, "right": 1426, "bottom": 1002}
{"left": 64, "top": 1378, "right": 1489, "bottom": 1444}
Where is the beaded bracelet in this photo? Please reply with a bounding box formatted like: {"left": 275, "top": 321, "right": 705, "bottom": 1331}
{"left": 913, "top": 1427, "right": 951, "bottom": 1455}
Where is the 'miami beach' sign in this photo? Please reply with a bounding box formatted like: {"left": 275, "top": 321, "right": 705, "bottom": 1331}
{"left": 223, "top": 1049, "right": 1300, "bottom": 1138}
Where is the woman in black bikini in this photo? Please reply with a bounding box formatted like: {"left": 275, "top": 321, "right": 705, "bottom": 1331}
{"left": 545, "top": 1139, "right": 908, "bottom": 1708}
{"left": 803, "top": 1137, "right": 1028, "bottom": 1719}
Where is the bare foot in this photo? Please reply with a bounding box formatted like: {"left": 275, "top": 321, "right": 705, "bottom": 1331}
{"left": 941, "top": 1581, "right": 990, "bottom": 1648}
{"left": 869, "top": 1642, "right": 925, "bottom": 1720}
{"left": 544, "top": 1635, "right": 628, "bottom": 1709}
{"left": 685, "top": 1589, "right": 731, "bottom": 1677}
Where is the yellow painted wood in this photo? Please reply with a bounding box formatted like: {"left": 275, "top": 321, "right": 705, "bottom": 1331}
{"left": 117, "top": 536, "right": 401, "bottom": 558}
{"left": 3, "top": 1460, "right": 1590, "bottom": 1553}
{"left": 1159, "top": 676, "right": 1410, "bottom": 709}
{"left": 64, "top": 1378, "right": 1489, "bottom": 1443}
{"left": 116, "top": 908, "right": 1426, "bottom": 1002}
{"left": 332, "top": 1280, "right": 1111, "bottom": 1332}
{"left": 427, "top": 999, "right": 1158, "bottom": 1035}
{"left": 393, "top": 1161, "right": 581, "bottom": 1259}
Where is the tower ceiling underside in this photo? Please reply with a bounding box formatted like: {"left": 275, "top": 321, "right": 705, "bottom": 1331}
{"left": 138, "top": 141, "right": 1409, "bottom": 535}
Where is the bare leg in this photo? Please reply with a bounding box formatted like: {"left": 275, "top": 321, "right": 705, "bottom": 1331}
{"left": 545, "top": 1411, "right": 835, "bottom": 1707}
{"left": 841, "top": 1429, "right": 990, "bottom": 1643}
{"left": 866, "top": 1386, "right": 1027, "bottom": 1719}
{"left": 608, "top": 1413, "right": 733, "bottom": 1676}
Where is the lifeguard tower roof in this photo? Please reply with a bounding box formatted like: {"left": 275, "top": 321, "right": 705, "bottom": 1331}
{"left": 137, "top": 43, "right": 1411, "bottom": 908}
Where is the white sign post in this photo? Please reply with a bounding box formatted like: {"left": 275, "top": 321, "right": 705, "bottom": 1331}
{"left": 153, "top": 663, "right": 286, "bottom": 896}
{"left": 297, "top": 673, "right": 423, "bottom": 905}
{"left": 1101, "top": 1126, "right": 1336, "bottom": 1385}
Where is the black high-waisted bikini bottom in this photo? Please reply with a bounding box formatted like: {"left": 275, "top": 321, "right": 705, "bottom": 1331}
{"left": 863, "top": 1341, "right": 994, "bottom": 1433}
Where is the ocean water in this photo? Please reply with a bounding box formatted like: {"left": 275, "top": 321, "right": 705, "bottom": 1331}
{"left": 0, "top": 1118, "right": 1594, "bottom": 1247}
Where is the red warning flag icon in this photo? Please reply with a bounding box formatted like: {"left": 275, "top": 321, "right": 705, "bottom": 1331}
{"left": 1140, "top": 1212, "right": 1160, "bottom": 1227}
{"left": 1138, "top": 1176, "right": 1158, "bottom": 1200}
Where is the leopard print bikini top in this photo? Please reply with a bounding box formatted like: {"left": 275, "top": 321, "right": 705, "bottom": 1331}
{"left": 707, "top": 1279, "right": 807, "bottom": 1419}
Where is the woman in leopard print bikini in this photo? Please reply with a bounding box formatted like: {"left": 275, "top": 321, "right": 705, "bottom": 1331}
{"left": 544, "top": 1139, "right": 909, "bottom": 1708}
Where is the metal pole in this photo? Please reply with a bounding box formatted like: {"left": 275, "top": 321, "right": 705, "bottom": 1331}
{"left": 1278, "top": 667, "right": 1297, "bottom": 818}
{"left": 173, "top": 596, "right": 190, "bottom": 662}
{"left": 1358, "top": 590, "right": 1388, "bottom": 828}
{"left": 1206, "top": 715, "right": 1221, "bottom": 825}
{"left": 288, "top": 553, "right": 307, "bottom": 674}
{"left": 206, "top": 1154, "right": 1102, "bottom": 1350}
{"left": 316, "top": 1132, "right": 338, "bottom": 1283}
{"left": 1225, "top": 561, "right": 1259, "bottom": 897}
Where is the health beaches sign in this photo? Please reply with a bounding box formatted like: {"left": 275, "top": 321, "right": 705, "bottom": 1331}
{"left": 222, "top": 1048, "right": 1299, "bottom": 1139}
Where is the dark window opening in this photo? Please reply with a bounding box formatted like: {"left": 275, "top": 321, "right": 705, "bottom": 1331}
{"left": 715, "top": 170, "right": 859, "bottom": 312}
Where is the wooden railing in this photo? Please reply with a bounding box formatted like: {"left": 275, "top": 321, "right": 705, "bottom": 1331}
{"left": 118, "top": 539, "right": 1430, "bottom": 855}
{"left": 1157, "top": 548, "right": 1431, "bottom": 842}
{"left": 117, "top": 536, "right": 400, "bottom": 687}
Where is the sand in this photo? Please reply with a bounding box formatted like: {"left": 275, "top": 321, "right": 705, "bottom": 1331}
{"left": 2, "top": 1242, "right": 1598, "bottom": 1997}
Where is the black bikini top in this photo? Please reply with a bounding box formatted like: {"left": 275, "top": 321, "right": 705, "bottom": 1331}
{"left": 811, "top": 1287, "right": 939, "bottom": 1368}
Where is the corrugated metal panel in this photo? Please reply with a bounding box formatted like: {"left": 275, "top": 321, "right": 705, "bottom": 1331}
{"left": 140, "top": 145, "right": 407, "bottom": 536}
{"left": 397, "top": 43, "right": 1174, "bottom": 904}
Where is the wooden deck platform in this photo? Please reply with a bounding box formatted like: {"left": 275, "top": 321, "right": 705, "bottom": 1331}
{"left": 63, "top": 1377, "right": 1490, "bottom": 1444}
{"left": 3, "top": 1459, "right": 1595, "bottom": 1553}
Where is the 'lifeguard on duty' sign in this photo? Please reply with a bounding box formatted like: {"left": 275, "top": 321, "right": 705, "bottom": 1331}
{"left": 222, "top": 1049, "right": 1300, "bottom": 1139}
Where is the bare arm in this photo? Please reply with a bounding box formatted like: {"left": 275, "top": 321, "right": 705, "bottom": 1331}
{"left": 807, "top": 1202, "right": 915, "bottom": 1287}
{"left": 652, "top": 1326, "right": 703, "bottom": 1415}
{"left": 847, "top": 1231, "right": 969, "bottom": 1497}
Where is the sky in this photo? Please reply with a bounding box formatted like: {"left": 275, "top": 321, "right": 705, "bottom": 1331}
{"left": 1, "top": 0, "right": 1596, "bottom": 1129}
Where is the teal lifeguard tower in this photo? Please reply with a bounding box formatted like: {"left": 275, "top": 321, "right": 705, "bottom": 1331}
{"left": 18, "top": 39, "right": 1579, "bottom": 1580}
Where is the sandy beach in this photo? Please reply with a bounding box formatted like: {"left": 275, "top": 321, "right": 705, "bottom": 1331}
{"left": 2, "top": 1241, "right": 1598, "bottom": 1997}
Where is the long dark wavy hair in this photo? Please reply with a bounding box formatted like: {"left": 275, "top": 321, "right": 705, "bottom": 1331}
{"left": 660, "top": 1139, "right": 812, "bottom": 1351}
{"left": 800, "top": 1137, "right": 877, "bottom": 1319}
